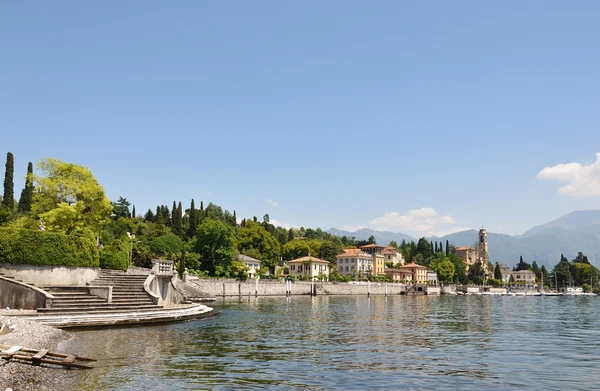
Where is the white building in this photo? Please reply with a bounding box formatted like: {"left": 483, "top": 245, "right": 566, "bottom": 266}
{"left": 382, "top": 246, "right": 405, "bottom": 266}
{"left": 237, "top": 254, "right": 262, "bottom": 279}
{"left": 288, "top": 256, "right": 330, "bottom": 280}
{"left": 335, "top": 249, "right": 373, "bottom": 277}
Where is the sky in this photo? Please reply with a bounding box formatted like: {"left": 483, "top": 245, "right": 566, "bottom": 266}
{"left": 2, "top": 1, "right": 600, "bottom": 237}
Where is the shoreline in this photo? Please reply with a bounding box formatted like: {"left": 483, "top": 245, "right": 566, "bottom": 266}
{"left": 0, "top": 314, "right": 78, "bottom": 391}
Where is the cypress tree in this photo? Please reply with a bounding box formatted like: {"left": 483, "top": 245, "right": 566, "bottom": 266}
{"left": 434, "top": 242, "right": 438, "bottom": 253}
{"left": 445, "top": 240, "right": 450, "bottom": 256}
{"left": 132, "top": 205, "right": 136, "bottom": 218}
{"left": 18, "top": 161, "right": 34, "bottom": 213}
{"left": 494, "top": 263, "right": 502, "bottom": 280}
{"left": 439, "top": 241, "right": 443, "bottom": 254}
{"left": 3, "top": 152, "right": 14, "bottom": 209}
{"left": 288, "top": 228, "right": 294, "bottom": 241}
{"left": 200, "top": 201, "right": 204, "bottom": 210}
{"left": 144, "top": 209, "right": 155, "bottom": 221}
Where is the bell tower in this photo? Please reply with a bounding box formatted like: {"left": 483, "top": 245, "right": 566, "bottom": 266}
{"left": 478, "top": 227, "right": 489, "bottom": 271}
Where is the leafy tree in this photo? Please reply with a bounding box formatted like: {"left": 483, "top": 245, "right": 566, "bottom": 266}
{"left": 195, "top": 219, "right": 237, "bottom": 276}
{"left": 416, "top": 237, "right": 433, "bottom": 259}
{"left": 319, "top": 240, "right": 342, "bottom": 265}
{"left": 149, "top": 233, "right": 183, "bottom": 259}
{"left": 493, "top": 263, "right": 502, "bottom": 280}
{"left": 388, "top": 240, "right": 398, "bottom": 248}
{"left": 540, "top": 265, "right": 549, "bottom": 286}
{"left": 112, "top": 196, "right": 131, "bottom": 219}
{"left": 144, "top": 209, "right": 155, "bottom": 222}
{"left": 31, "top": 158, "right": 113, "bottom": 238}
{"left": 237, "top": 220, "right": 281, "bottom": 270}
{"left": 430, "top": 257, "right": 455, "bottom": 283}
{"left": 468, "top": 261, "right": 485, "bottom": 284}
{"left": 368, "top": 235, "right": 376, "bottom": 244}
{"left": 551, "top": 257, "right": 572, "bottom": 288}
{"left": 282, "top": 240, "right": 311, "bottom": 260}
{"left": 531, "top": 260, "right": 540, "bottom": 281}
{"left": 2, "top": 152, "right": 14, "bottom": 210}
{"left": 572, "top": 252, "right": 590, "bottom": 264}
{"left": 17, "top": 162, "right": 34, "bottom": 213}
{"left": 514, "top": 256, "right": 531, "bottom": 271}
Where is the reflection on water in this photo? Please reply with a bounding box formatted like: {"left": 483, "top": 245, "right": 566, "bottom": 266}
{"left": 65, "top": 295, "right": 600, "bottom": 390}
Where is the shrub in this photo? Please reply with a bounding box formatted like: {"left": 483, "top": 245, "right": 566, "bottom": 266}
{"left": 99, "top": 240, "right": 129, "bottom": 271}
{"left": 0, "top": 227, "right": 99, "bottom": 267}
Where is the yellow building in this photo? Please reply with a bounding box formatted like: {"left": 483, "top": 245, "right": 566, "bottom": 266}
{"left": 396, "top": 263, "right": 435, "bottom": 283}
{"left": 288, "top": 256, "right": 330, "bottom": 280}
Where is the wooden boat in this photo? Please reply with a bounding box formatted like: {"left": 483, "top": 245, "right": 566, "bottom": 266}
{"left": 0, "top": 344, "right": 95, "bottom": 369}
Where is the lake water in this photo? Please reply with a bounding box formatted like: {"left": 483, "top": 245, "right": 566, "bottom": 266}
{"left": 64, "top": 295, "right": 600, "bottom": 390}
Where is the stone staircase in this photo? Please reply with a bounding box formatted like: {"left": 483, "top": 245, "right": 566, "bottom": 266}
{"left": 38, "top": 270, "right": 162, "bottom": 314}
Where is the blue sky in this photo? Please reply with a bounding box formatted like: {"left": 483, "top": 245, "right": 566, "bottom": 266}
{"left": 2, "top": 1, "right": 600, "bottom": 237}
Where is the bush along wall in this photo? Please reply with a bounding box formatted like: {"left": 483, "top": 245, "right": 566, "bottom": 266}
{"left": 99, "top": 239, "right": 129, "bottom": 271}
{"left": 0, "top": 228, "right": 99, "bottom": 268}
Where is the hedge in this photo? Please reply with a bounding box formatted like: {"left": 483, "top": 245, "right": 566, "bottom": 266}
{"left": 0, "top": 227, "right": 99, "bottom": 268}
{"left": 99, "top": 240, "right": 129, "bottom": 271}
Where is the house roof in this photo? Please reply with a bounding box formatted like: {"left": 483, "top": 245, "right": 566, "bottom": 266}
{"left": 456, "top": 246, "right": 472, "bottom": 251}
{"left": 382, "top": 248, "right": 398, "bottom": 255}
{"left": 338, "top": 249, "right": 369, "bottom": 257}
{"left": 237, "top": 254, "right": 261, "bottom": 263}
{"left": 398, "top": 262, "right": 430, "bottom": 270}
{"left": 359, "top": 244, "right": 384, "bottom": 249}
{"left": 288, "top": 256, "right": 329, "bottom": 264}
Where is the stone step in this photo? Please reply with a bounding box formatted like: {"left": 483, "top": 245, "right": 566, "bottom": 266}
{"left": 51, "top": 297, "right": 103, "bottom": 302}
{"left": 38, "top": 304, "right": 162, "bottom": 313}
{"left": 51, "top": 300, "right": 108, "bottom": 307}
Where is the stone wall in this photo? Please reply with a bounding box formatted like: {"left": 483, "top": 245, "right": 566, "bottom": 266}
{"left": 0, "top": 263, "right": 99, "bottom": 287}
{"left": 0, "top": 276, "right": 50, "bottom": 310}
{"left": 189, "top": 277, "right": 408, "bottom": 297}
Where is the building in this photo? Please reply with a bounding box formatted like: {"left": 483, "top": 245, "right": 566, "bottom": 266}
{"left": 498, "top": 264, "right": 512, "bottom": 283}
{"left": 455, "top": 228, "right": 491, "bottom": 277}
{"left": 382, "top": 246, "right": 405, "bottom": 266}
{"left": 393, "top": 263, "right": 436, "bottom": 284}
{"left": 510, "top": 270, "right": 536, "bottom": 286}
{"left": 336, "top": 249, "right": 373, "bottom": 277}
{"left": 237, "top": 254, "right": 261, "bottom": 279}
{"left": 358, "top": 244, "right": 386, "bottom": 275}
{"left": 288, "top": 256, "right": 330, "bottom": 280}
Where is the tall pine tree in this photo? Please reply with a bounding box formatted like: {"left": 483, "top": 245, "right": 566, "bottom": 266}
{"left": 445, "top": 240, "right": 450, "bottom": 256}
{"left": 17, "top": 161, "right": 34, "bottom": 213}
{"left": 188, "top": 199, "right": 197, "bottom": 238}
{"left": 3, "top": 152, "right": 14, "bottom": 209}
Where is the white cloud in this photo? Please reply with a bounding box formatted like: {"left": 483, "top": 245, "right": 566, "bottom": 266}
{"left": 369, "top": 207, "right": 461, "bottom": 236}
{"left": 537, "top": 152, "right": 600, "bottom": 197}
{"left": 269, "top": 219, "right": 296, "bottom": 230}
{"left": 265, "top": 199, "right": 279, "bottom": 207}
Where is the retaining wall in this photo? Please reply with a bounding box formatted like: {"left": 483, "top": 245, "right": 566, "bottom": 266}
{"left": 189, "top": 277, "right": 408, "bottom": 297}
{"left": 0, "top": 263, "right": 99, "bottom": 287}
{"left": 0, "top": 276, "right": 50, "bottom": 310}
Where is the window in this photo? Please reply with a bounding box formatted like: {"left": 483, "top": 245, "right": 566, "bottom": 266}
{"left": 339, "top": 267, "right": 343, "bottom": 272}
{"left": 291, "top": 265, "right": 295, "bottom": 271}
{"left": 345, "top": 267, "right": 348, "bottom": 272}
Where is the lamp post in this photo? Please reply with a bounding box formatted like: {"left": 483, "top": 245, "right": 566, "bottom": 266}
{"left": 126, "top": 232, "right": 138, "bottom": 269}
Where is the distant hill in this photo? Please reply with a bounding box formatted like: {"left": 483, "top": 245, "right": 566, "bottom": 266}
{"left": 327, "top": 210, "right": 600, "bottom": 269}
{"left": 326, "top": 228, "right": 416, "bottom": 245}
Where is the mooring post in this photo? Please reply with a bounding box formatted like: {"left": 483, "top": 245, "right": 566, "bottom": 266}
{"left": 385, "top": 282, "right": 388, "bottom": 297}
{"left": 368, "top": 280, "right": 371, "bottom": 297}
{"left": 311, "top": 278, "right": 315, "bottom": 296}
{"left": 255, "top": 277, "right": 259, "bottom": 297}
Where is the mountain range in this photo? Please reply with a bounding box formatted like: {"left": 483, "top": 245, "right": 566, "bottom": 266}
{"left": 326, "top": 210, "right": 600, "bottom": 269}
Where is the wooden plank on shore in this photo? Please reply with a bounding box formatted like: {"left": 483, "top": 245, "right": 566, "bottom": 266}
{"left": 2, "top": 345, "right": 22, "bottom": 354}
{"left": 63, "top": 354, "right": 76, "bottom": 364}
{"left": 32, "top": 349, "right": 48, "bottom": 360}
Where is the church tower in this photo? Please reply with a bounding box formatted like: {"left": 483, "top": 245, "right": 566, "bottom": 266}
{"left": 478, "top": 227, "right": 489, "bottom": 274}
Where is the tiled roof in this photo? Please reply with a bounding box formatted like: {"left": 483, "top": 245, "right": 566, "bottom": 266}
{"left": 337, "top": 249, "right": 369, "bottom": 257}
{"left": 456, "top": 246, "right": 472, "bottom": 251}
{"left": 288, "top": 256, "right": 329, "bottom": 264}
{"left": 359, "top": 244, "right": 384, "bottom": 249}
{"left": 398, "top": 262, "right": 429, "bottom": 270}
{"left": 237, "top": 254, "right": 261, "bottom": 263}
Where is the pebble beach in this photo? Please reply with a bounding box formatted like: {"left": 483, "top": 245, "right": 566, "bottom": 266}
{"left": 0, "top": 315, "right": 77, "bottom": 391}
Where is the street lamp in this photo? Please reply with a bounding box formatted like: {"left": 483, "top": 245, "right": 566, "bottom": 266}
{"left": 126, "top": 232, "right": 140, "bottom": 268}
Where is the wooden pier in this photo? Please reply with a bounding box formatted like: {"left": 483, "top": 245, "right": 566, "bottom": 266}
{"left": 0, "top": 344, "right": 95, "bottom": 369}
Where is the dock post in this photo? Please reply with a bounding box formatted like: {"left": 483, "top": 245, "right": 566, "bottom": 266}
{"left": 368, "top": 280, "right": 371, "bottom": 297}
{"left": 385, "top": 282, "right": 388, "bottom": 297}
{"left": 255, "top": 277, "right": 258, "bottom": 297}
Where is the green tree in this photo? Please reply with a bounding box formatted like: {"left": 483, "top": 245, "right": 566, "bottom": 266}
{"left": 31, "top": 158, "right": 113, "bottom": 238}
{"left": 445, "top": 240, "right": 450, "bottom": 256}
{"left": 319, "top": 240, "right": 342, "bottom": 265}
{"left": 237, "top": 220, "right": 281, "bottom": 270}
{"left": 416, "top": 237, "right": 433, "bottom": 259}
{"left": 531, "top": 260, "right": 540, "bottom": 281}
{"left": 3, "top": 152, "right": 14, "bottom": 210}
{"left": 282, "top": 240, "right": 311, "bottom": 260}
{"left": 17, "top": 162, "right": 34, "bottom": 213}
{"left": 195, "top": 219, "right": 237, "bottom": 276}
{"left": 551, "top": 257, "right": 572, "bottom": 288}
{"left": 430, "top": 257, "right": 455, "bottom": 283}
{"left": 540, "top": 265, "right": 549, "bottom": 286}
{"left": 368, "top": 235, "right": 376, "bottom": 244}
{"left": 188, "top": 199, "right": 198, "bottom": 239}
{"left": 112, "top": 196, "right": 131, "bottom": 219}
{"left": 468, "top": 261, "right": 485, "bottom": 284}
{"left": 493, "top": 263, "right": 502, "bottom": 280}
{"left": 514, "top": 256, "right": 531, "bottom": 271}
{"left": 388, "top": 240, "right": 398, "bottom": 248}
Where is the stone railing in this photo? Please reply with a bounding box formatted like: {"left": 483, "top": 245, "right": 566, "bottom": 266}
{"left": 152, "top": 259, "right": 174, "bottom": 276}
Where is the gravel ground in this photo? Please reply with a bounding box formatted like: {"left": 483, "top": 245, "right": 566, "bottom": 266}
{"left": 0, "top": 316, "right": 78, "bottom": 391}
